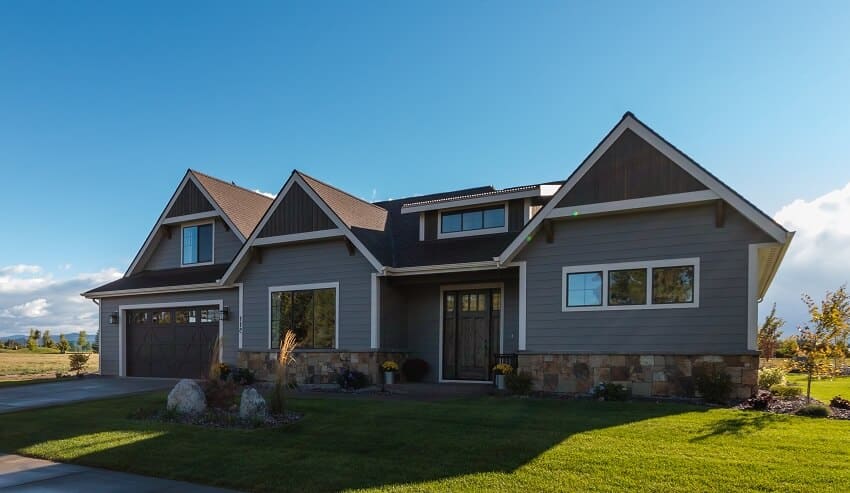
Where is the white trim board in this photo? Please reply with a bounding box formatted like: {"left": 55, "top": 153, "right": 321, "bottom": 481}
{"left": 437, "top": 282, "right": 504, "bottom": 383}
{"left": 267, "top": 282, "right": 340, "bottom": 350}
{"left": 253, "top": 229, "right": 344, "bottom": 246}
{"left": 498, "top": 113, "right": 790, "bottom": 266}
{"left": 561, "top": 258, "right": 700, "bottom": 312}
{"left": 162, "top": 210, "right": 219, "bottom": 225}
{"left": 548, "top": 190, "right": 719, "bottom": 219}
{"left": 370, "top": 273, "right": 380, "bottom": 349}
{"left": 401, "top": 186, "right": 558, "bottom": 214}
{"left": 83, "top": 283, "right": 230, "bottom": 299}
{"left": 118, "top": 299, "right": 223, "bottom": 377}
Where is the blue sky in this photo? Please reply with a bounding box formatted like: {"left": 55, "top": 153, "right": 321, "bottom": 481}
{"left": 1, "top": 2, "right": 849, "bottom": 337}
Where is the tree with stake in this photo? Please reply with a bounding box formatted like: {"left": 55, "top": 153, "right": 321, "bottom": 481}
{"left": 758, "top": 303, "right": 784, "bottom": 360}
{"left": 797, "top": 286, "right": 850, "bottom": 402}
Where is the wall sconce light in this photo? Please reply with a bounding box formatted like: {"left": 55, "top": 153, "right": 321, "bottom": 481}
{"left": 108, "top": 312, "right": 119, "bottom": 324}
{"left": 218, "top": 307, "right": 229, "bottom": 321}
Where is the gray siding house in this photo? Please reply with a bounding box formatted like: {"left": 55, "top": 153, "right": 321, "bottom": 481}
{"left": 84, "top": 113, "right": 793, "bottom": 398}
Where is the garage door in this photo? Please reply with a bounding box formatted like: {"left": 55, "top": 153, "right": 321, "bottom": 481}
{"left": 126, "top": 306, "right": 219, "bottom": 378}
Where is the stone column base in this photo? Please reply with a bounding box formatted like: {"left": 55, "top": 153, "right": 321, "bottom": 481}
{"left": 517, "top": 353, "right": 757, "bottom": 399}
{"left": 238, "top": 351, "right": 408, "bottom": 385}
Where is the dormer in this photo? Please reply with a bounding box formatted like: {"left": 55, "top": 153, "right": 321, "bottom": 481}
{"left": 400, "top": 183, "right": 562, "bottom": 241}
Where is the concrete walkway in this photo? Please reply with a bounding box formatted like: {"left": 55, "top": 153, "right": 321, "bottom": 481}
{"left": 0, "top": 377, "right": 176, "bottom": 414}
{"left": 0, "top": 454, "right": 240, "bottom": 492}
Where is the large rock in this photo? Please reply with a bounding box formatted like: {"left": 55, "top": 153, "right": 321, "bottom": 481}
{"left": 167, "top": 379, "right": 206, "bottom": 414}
{"left": 239, "top": 387, "right": 267, "bottom": 420}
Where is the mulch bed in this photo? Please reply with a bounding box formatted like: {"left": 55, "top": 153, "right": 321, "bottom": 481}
{"left": 736, "top": 394, "right": 850, "bottom": 420}
{"left": 130, "top": 406, "right": 302, "bottom": 429}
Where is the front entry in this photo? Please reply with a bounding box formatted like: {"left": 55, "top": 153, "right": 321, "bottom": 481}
{"left": 442, "top": 288, "right": 501, "bottom": 381}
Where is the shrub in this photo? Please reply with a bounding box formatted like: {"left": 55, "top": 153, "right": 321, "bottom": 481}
{"left": 230, "top": 367, "right": 256, "bottom": 385}
{"left": 506, "top": 372, "right": 534, "bottom": 395}
{"left": 217, "top": 363, "right": 232, "bottom": 381}
{"left": 830, "top": 395, "right": 850, "bottom": 409}
{"left": 203, "top": 379, "right": 240, "bottom": 409}
{"left": 694, "top": 363, "right": 734, "bottom": 404}
{"left": 591, "top": 382, "right": 630, "bottom": 401}
{"left": 336, "top": 368, "right": 369, "bottom": 390}
{"left": 770, "top": 384, "right": 803, "bottom": 398}
{"left": 68, "top": 353, "right": 90, "bottom": 376}
{"left": 757, "top": 367, "right": 787, "bottom": 389}
{"left": 745, "top": 390, "right": 773, "bottom": 410}
{"left": 796, "top": 404, "right": 832, "bottom": 418}
{"left": 402, "top": 358, "right": 429, "bottom": 382}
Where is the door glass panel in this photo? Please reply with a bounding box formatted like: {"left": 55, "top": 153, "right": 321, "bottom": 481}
{"left": 491, "top": 292, "right": 501, "bottom": 311}
{"left": 445, "top": 294, "right": 455, "bottom": 312}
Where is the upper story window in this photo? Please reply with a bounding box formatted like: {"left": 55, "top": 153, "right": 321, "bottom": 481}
{"left": 438, "top": 205, "right": 507, "bottom": 239}
{"left": 562, "top": 258, "right": 699, "bottom": 312}
{"left": 182, "top": 222, "right": 213, "bottom": 266}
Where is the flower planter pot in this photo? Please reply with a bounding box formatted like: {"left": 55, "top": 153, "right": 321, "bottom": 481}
{"left": 495, "top": 374, "right": 506, "bottom": 390}
{"left": 384, "top": 371, "right": 395, "bottom": 385}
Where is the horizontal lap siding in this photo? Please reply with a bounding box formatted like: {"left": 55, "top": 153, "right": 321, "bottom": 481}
{"left": 518, "top": 204, "right": 773, "bottom": 354}
{"left": 98, "top": 288, "right": 239, "bottom": 375}
{"left": 145, "top": 218, "right": 242, "bottom": 270}
{"left": 238, "top": 240, "right": 376, "bottom": 351}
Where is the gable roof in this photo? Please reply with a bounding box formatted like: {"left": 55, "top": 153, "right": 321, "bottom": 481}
{"left": 124, "top": 169, "right": 273, "bottom": 277}
{"left": 497, "top": 112, "right": 792, "bottom": 265}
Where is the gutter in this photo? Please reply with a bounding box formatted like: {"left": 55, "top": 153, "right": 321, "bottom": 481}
{"left": 81, "top": 282, "right": 229, "bottom": 299}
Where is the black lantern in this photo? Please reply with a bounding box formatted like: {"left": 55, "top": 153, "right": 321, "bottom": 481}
{"left": 218, "top": 307, "right": 229, "bottom": 321}
{"left": 108, "top": 312, "right": 119, "bottom": 324}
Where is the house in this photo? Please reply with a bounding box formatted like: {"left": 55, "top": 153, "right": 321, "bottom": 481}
{"left": 83, "top": 113, "right": 793, "bottom": 398}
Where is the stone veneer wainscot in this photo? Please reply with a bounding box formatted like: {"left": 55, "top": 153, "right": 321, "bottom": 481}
{"left": 239, "top": 351, "right": 409, "bottom": 385}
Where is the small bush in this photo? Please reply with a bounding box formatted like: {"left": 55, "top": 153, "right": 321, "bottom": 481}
{"left": 68, "top": 353, "right": 90, "bottom": 376}
{"left": 230, "top": 367, "right": 256, "bottom": 385}
{"left": 694, "top": 363, "right": 734, "bottom": 404}
{"left": 401, "top": 358, "right": 429, "bottom": 382}
{"left": 336, "top": 368, "right": 369, "bottom": 390}
{"left": 591, "top": 382, "right": 630, "bottom": 401}
{"left": 506, "top": 372, "right": 534, "bottom": 395}
{"left": 796, "top": 404, "right": 832, "bottom": 418}
{"left": 757, "top": 367, "right": 787, "bottom": 389}
{"left": 745, "top": 390, "right": 774, "bottom": 410}
{"left": 770, "top": 384, "right": 803, "bottom": 398}
{"left": 830, "top": 395, "right": 850, "bottom": 409}
{"left": 203, "top": 379, "right": 240, "bottom": 409}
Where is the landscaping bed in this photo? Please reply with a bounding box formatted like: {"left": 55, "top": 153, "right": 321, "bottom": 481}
{"left": 129, "top": 405, "right": 302, "bottom": 429}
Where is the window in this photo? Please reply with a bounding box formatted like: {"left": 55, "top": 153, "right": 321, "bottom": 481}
{"left": 152, "top": 311, "right": 172, "bottom": 324}
{"left": 608, "top": 269, "right": 647, "bottom": 306}
{"left": 652, "top": 266, "right": 695, "bottom": 304}
{"left": 439, "top": 205, "right": 506, "bottom": 237}
{"left": 270, "top": 284, "right": 337, "bottom": 349}
{"left": 182, "top": 223, "right": 213, "bottom": 265}
{"left": 566, "top": 271, "right": 603, "bottom": 307}
{"left": 562, "top": 258, "right": 699, "bottom": 311}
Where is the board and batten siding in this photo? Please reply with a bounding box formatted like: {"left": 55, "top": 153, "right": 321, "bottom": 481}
{"left": 144, "top": 218, "right": 242, "bottom": 271}
{"left": 516, "top": 204, "right": 773, "bottom": 354}
{"left": 238, "top": 239, "right": 377, "bottom": 351}
{"left": 98, "top": 288, "right": 239, "bottom": 375}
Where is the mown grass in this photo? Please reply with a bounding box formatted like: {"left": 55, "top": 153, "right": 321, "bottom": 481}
{"left": 0, "top": 350, "right": 99, "bottom": 382}
{"left": 0, "top": 392, "right": 848, "bottom": 492}
{"left": 786, "top": 373, "right": 850, "bottom": 402}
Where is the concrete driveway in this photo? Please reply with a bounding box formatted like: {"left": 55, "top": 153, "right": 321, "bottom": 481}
{"left": 0, "top": 377, "right": 176, "bottom": 414}
{"left": 0, "top": 454, "right": 239, "bottom": 492}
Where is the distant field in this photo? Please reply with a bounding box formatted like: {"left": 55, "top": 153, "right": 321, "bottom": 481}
{"left": 0, "top": 350, "right": 99, "bottom": 382}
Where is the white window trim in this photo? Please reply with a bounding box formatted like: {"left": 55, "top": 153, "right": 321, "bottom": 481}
{"left": 437, "top": 202, "right": 509, "bottom": 239}
{"left": 267, "top": 282, "right": 340, "bottom": 350}
{"left": 561, "top": 258, "right": 700, "bottom": 312}
{"left": 180, "top": 220, "right": 215, "bottom": 267}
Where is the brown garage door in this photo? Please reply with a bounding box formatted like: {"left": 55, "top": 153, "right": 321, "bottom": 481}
{"left": 126, "top": 306, "right": 219, "bottom": 378}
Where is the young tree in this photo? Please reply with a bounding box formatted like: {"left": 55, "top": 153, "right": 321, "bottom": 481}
{"left": 797, "top": 286, "right": 850, "bottom": 402}
{"left": 775, "top": 337, "right": 799, "bottom": 358}
{"left": 758, "top": 303, "right": 785, "bottom": 360}
{"left": 68, "top": 353, "right": 90, "bottom": 376}
{"left": 57, "top": 334, "right": 71, "bottom": 354}
{"left": 41, "top": 330, "right": 54, "bottom": 349}
{"left": 77, "top": 331, "right": 89, "bottom": 352}
{"left": 26, "top": 329, "right": 39, "bottom": 350}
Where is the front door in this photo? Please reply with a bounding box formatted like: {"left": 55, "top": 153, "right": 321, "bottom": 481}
{"left": 442, "top": 289, "right": 501, "bottom": 381}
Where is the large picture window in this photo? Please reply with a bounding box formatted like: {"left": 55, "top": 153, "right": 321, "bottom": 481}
{"left": 439, "top": 205, "right": 506, "bottom": 237}
{"left": 562, "top": 258, "right": 699, "bottom": 311}
{"left": 182, "top": 223, "right": 213, "bottom": 265}
{"left": 270, "top": 284, "right": 337, "bottom": 349}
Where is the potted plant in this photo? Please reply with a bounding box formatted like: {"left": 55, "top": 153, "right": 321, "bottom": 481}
{"left": 493, "top": 363, "right": 513, "bottom": 390}
{"left": 381, "top": 360, "right": 400, "bottom": 385}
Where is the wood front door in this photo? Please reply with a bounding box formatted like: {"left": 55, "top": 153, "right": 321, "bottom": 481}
{"left": 443, "top": 289, "right": 501, "bottom": 381}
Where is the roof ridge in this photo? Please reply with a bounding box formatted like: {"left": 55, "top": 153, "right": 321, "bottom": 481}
{"left": 189, "top": 169, "right": 274, "bottom": 201}
{"left": 295, "top": 170, "right": 389, "bottom": 214}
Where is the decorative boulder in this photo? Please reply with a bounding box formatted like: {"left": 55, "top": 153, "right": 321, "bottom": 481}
{"left": 167, "top": 379, "right": 207, "bottom": 414}
{"left": 239, "top": 387, "right": 267, "bottom": 420}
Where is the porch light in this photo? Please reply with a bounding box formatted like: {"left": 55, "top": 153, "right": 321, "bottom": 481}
{"left": 108, "top": 312, "right": 119, "bottom": 324}
{"left": 218, "top": 307, "right": 230, "bottom": 321}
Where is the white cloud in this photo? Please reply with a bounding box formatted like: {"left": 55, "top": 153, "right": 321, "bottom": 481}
{"left": 0, "top": 266, "right": 120, "bottom": 338}
{"left": 253, "top": 189, "right": 276, "bottom": 199}
{"left": 762, "top": 182, "right": 850, "bottom": 334}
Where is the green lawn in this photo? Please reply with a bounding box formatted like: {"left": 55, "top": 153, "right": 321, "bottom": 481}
{"left": 786, "top": 373, "right": 850, "bottom": 402}
{"left": 0, "top": 393, "right": 848, "bottom": 492}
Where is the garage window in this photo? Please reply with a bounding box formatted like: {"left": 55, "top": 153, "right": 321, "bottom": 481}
{"left": 270, "top": 283, "right": 337, "bottom": 349}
